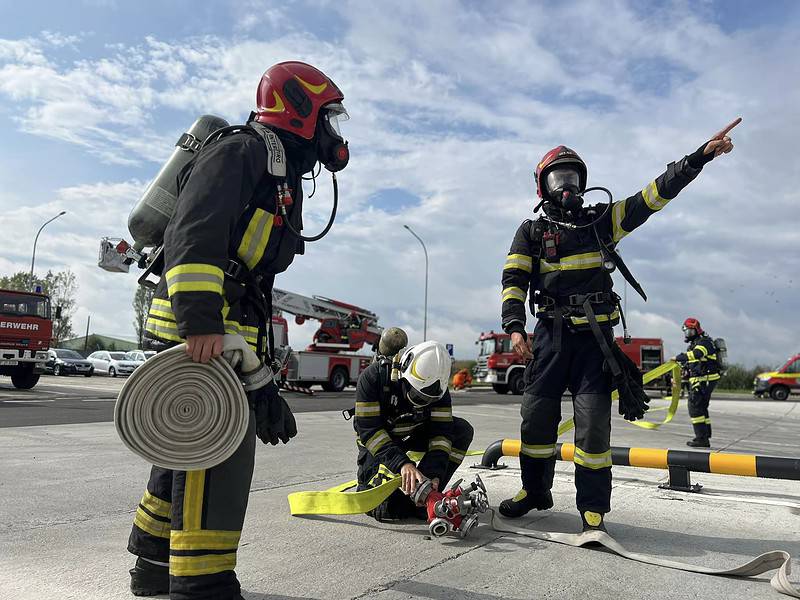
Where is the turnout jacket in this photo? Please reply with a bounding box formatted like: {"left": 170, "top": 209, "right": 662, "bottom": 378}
{"left": 353, "top": 361, "right": 455, "bottom": 479}
{"left": 145, "top": 128, "right": 305, "bottom": 352}
{"left": 676, "top": 334, "right": 721, "bottom": 385}
{"left": 502, "top": 155, "right": 705, "bottom": 335}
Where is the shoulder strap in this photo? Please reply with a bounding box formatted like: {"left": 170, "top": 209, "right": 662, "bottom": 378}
{"left": 591, "top": 224, "right": 647, "bottom": 301}
{"left": 248, "top": 122, "right": 287, "bottom": 178}
{"left": 529, "top": 218, "right": 546, "bottom": 281}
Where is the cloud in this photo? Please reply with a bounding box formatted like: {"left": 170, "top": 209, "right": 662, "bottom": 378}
{"left": 0, "top": 2, "right": 797, "bottom": 365}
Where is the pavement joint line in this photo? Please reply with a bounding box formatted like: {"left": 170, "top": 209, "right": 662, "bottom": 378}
{"left": 250, "top": 472, "right": 355, "bottom": 494}
{"left": 3, "top": 508, "right": 137, "bottom": 533}
{"left": 716, "top": 402, "right": 798, "bottom": 453}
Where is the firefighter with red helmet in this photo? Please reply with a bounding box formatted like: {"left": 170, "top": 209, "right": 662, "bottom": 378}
{"left": 674, "top": 318, "right": 720, "bottom": 447}
{"left": 498, "top": 119, "right": 740, "bottom": 531}
{"left": 126, "top": 62, "right": 349, "bottom": 599}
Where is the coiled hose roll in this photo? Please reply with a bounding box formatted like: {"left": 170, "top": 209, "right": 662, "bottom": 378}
{"left": 114, "top": 338, "right": 251, "bottom": 471}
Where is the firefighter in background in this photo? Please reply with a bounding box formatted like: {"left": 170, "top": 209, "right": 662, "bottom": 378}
{"left": 674, "top": 318, "right": 720, "bottom": 448}
{"left": 452, "top": 367, "right": 473, "bottom": 390}
{"left": 127, "top": 62, "right": 349, "bottom": 600}
{"left": 498, "top": 119, "right": 740, "bottom": 532}
{"left": 354, "top": 341, "right": 474, "bottom": 521}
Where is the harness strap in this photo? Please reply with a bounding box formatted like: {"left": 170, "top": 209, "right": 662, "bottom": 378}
{"left": 583, "top": 299, "right": 622, "bottom": 377}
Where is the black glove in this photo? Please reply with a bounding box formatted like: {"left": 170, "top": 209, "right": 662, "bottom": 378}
{"left": 247, "top": 381, "right": 297, "bottom": 445}
{"left": 611, "top": 344, "right": 651, "bottom": 421}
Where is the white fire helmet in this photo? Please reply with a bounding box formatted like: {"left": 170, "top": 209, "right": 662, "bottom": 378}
{"left": 399, "top": 341, "right": 451, "bottom": 406}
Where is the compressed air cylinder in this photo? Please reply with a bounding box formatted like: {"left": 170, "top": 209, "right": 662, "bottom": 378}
{"left": 128, "top": 115, "right": 229, "bottom": 249}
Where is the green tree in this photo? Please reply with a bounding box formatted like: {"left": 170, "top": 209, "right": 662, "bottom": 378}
{"left": 0, "top": 269, "right": 77, "bottom": 343}
{"left": 132, "top": 284, "right": 155, "bottom": 346}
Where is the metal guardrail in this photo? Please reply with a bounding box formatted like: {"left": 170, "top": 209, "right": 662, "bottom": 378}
{"left": 474, "top": 439, "right": 800, "bottom": 492}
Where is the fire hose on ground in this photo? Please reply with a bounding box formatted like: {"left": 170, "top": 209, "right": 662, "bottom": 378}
{"left": 114, "top": 352, "right": 798, "bottom": 597}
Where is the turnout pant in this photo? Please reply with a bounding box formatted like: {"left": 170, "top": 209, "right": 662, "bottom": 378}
{"left": 520, "top": 319, "right": 613, "bottom": 514}
{"left": 128, "top": 412, "right": 256, "bottom": 600}
{"left": 688, "top": 380, "right": 716, "bottom": 440}
{"left": 357, "top": 417, "right": 474, "bottom": 508}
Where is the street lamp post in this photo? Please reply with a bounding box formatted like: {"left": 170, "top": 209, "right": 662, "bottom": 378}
{"left": 403, "top": 225, "right": 428, "bottom": 341}
{"left": 29, "top": 211, "right": 66, "bottom": 290}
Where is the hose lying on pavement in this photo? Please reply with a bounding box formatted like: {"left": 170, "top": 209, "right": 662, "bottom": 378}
{"left": 115, "top": 335, "right": 253, "bottom": 471}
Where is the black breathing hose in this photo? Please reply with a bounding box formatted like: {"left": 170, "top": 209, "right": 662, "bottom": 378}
{"left": 540, "top": 186, "right": 614, "bottom": 230}
{"left": 282, "top": 173, "right": 338, "bottom": 242}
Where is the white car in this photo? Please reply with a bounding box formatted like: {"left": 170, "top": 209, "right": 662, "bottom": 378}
{"left": 86, "top": 350, "right": 140, "bottom": 377}
{"left": 125, "top": 350, "right": 156, "bottom": 364}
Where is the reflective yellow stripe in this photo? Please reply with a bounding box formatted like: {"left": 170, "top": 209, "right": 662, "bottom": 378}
{"left": 573, "top": 447, "right": 612, "bottom": 469}
{"left": 428, "top": 436, "right": 452, "bottom": 454}
{"left": 704, "top": 418, "right": 712, "bottom": 424}
{"left": 503, "top": 253, "right": 533, "bottom": 273}
{"left": 642, "top": 180, "right": 669, "bottom": 211}
{"left": 152, "top": 298, "right": 173, "bottom": 310}
{"left": 170, "top": 529, "right": 241, "bottom": 551}
{"left": 141, "top": 490, "right": 171, "bottom": 519}
{"left": 145, "top": 318, "right": 183, "bottom": 343}
{"left": 183, "top": 470, "right": 206, "bottom": 531}
{"left": 520, "top": 443, "right": 556, "bottom": 459}
{"left": 611, "top": 199, "right": 629, "bottom": 242}
{"left": 707, "top": 373, "right": 721, "bottom": 381}
{"left": 430, "top": 407, "right": 452, "bottom": 422}
{"left": 540, "top": 252, "right": 603, "bottom": 273}
{"left": 391, "top": 423, "right": 421, "bottom": 435}
{"left": 501, "top": 286, "right": 527, "bottom": 303}
{"left": 694, "top": 345, "right": 709, "bottom": 358}
{"left": 166, "top": 264, "right": 224, "bottom": 297}
{"left": 355, "top": 402, "right": 381, "bottom": 417}
{"left": 449, "top": 447, "right": 467, "bottom": 463}
{"left": 365, "top": 430, "right": 391, "bottom": 454}
{"left": 691, "top": 416, "right": 706, "bottom": 424}
{"left": 237, "top": 208, "right": 275, "bottom": 270}
{"left": 134, "top": 507, "right": 170, "bottom": 538}
{"left": 169, "top": 553, "right": 237, "bottom": 577}
{"left": 570, "top": 309, "right": 620, "bottom": 325}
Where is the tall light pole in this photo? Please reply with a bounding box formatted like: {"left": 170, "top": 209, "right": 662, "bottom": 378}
{"left": 403, "top": 225, "right": 428, "bottom": 340}
{"left": 30, "top": 211, "right": 66, "bottom": 290}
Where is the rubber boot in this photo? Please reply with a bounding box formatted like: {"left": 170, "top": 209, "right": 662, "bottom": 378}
{"left": 129, "top": 557, "right": 169, "bottom": 597}
{"left": 581, "top": 510, "right": 607, "bottom": 533}
{"left": 686, "top": 438, "right": 710, "bottom": 448}
{"left": 687, "top": 422, "right": 709, "bottom": 448}
{"left": 498, "top": 489, "right": 553, "bottom": 518}
{"left": 367, "top": 490, "right": 419, "bottom": 522}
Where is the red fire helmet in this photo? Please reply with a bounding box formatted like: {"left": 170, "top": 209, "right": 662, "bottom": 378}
{"left": 254, "top": 61, "right": 344, "bottom": 140}
{"left": 683, "top": 317, "right": 704, "bottom": 335}
{"left": 534, "top": 145, "right": 587, "bottom": 199}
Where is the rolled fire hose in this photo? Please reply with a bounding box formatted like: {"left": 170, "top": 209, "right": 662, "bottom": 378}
{"left": 115, "top": 334, "right": 259, "bottom": 471}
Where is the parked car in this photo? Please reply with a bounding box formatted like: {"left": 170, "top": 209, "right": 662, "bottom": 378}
{"left": 753, "top": 353, "right": 800, "bottom": 401}
{"left": 45, "top": 348, "right": 94, "bottom": 377}
{"left": 86, "top": 350, "right": 140, "bottom": 377}
{"left": 125, "top": 350, "right": 156, "bottom": 363}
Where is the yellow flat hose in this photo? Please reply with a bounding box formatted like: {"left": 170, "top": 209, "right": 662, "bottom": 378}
{"left": 114, "top": 339, "right": 250, "bottom": 471}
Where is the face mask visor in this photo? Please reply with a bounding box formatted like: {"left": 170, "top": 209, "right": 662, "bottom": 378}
{"left": 545, "top": 167, "right": 581, "bottom": 197}
{"left": 322, "top": 102, "right": 349, "bottom": 138}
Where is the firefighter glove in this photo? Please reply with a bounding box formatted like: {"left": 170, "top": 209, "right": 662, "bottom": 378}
{"left": 247, "top": 380, "right": 298, "bottom": 445}
{"left": 611, "top": 344, "right": 651, "bottom": 421}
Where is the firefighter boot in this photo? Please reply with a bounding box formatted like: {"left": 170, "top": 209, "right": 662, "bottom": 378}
{"left": 581, "top": 510, "right": 607, "bottom": 533}
{"left": 687, "top": 423, "right": 710, "bottom": 448}
{"left": 498, "top": 489, "right": 554, "bottom": 518}
{"left": 129, "top": 557, "right": 169, "bottom": 596}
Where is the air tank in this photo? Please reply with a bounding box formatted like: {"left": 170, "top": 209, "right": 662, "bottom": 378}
{"left": 128, "top": 115, "right": 229, "bottom": 250}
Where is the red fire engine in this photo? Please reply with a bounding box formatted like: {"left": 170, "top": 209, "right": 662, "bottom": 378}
{"left": 0, "top": 288, "right": 57, "bottom": 389}
{"left": 270, "top": 288, "right": 381, "bottom": 392}
{"left": 475, "top": 331, "right": 665, "bottom": 395}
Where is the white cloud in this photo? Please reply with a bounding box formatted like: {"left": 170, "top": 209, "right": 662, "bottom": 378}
{"left": 0, "top": 2, "right": 797, "bottom": 365}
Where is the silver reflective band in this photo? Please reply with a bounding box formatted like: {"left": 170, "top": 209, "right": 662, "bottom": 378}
{"left": 239, "top": 363, "right": 275, "bottom": 392}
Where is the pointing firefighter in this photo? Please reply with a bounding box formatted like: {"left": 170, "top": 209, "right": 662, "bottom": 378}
{"left": 353, "top": 337, "right": 474, "bottom": 521}
{"left": 127, "top": 62, "right": 350, "bottom": 600}
{"left": 498, "top": 119, "right": 740, "bottom": 531}
{"left": 674, "top": 318, "right": 722, "bottom": 448}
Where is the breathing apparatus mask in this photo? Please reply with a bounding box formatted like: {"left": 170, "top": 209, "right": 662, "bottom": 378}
{"left": 683, "top": 325, "right": 698, "bottom": 342}
{"left": 545, "top": 168, "right": 583, "bottom": 214}
{"left": 316, "top": 103, "right": 349, "bottom": 173}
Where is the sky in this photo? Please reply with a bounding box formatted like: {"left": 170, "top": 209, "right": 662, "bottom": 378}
{"left": 0, "top": 0, "right": 798, "bottom": 366}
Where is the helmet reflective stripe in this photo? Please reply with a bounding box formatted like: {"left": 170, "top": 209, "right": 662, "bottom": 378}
{"left": 399, "top": 341, "right": 452, "bottom": 406}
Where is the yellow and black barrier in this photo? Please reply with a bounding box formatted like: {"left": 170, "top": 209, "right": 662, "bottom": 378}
{"left": 476, "top": 439, "right": 800, "bottom": 491}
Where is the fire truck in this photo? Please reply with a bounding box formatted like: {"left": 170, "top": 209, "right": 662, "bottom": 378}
{"left": 0, "top": 288, "right": 57, "bottom": 389}
{"left": 270, "top": 288, "right": 381, "bottom": 392}
{"left": 474, "top": 331, "right": 665, "bottom": 395}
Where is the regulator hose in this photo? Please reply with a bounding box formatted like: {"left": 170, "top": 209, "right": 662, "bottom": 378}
{"left": 114, "top": 336, "right": 252, "bottom": 471}
{"left": 540, "top": 186, "right": 613, "bottom": 230}
{"left": 281, "top": 172, "right": 338, "bottom": 242}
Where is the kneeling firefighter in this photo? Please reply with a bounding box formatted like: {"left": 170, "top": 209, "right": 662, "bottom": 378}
{"left": 127, "top": 61, "right": 350, "bottom": 600}
{"left": 674, "top": 318, "right": 721, "bottom": 448}
{"left": 353, "top": 340, "right": 474, "bottom": 521}
{"left": 498, "top": 119, "right": 740, "bottom": 531}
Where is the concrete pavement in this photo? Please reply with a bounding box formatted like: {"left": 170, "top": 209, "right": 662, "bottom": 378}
{"left": 1, "top": 395, "right": 799, "bottom": 600}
